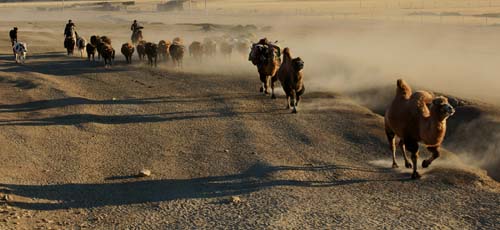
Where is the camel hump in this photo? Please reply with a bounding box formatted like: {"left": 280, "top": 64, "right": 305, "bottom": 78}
{"left": 282, "top": 47, "right": 292, "bottom": 60}
{"left": 283, "top": 47, "right": 290, "bottom": 55}
{"left": 396, "top": 79, "right": 412, "bottom": 97}
{"left": 396, "top": 79, "right": 407, "bottom": 89}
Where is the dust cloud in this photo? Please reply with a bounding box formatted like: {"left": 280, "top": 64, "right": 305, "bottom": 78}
{"left": 0, "top": 1, "right": 498, "bottom": 180}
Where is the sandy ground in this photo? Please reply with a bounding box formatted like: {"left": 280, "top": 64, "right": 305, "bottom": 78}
{"left": 0, "top": 1, "right": 499, "bottom": 229}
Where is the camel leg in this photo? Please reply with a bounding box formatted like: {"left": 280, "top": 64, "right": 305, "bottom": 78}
{"left": 386, "top": 130, "right": 398, "bottom": 168}
{"left": 264, "top": 76, "right": 270, "bottom": 95}
{"left": 405, "top": 139, "right": 421, "bottom": 179}
{"left": 271, "top": 80, "right": 276, "bottom": 99}
{"left": 286, "top": 95, "right": 291, "bottom": 110}
{"left": 260, "top": 75, "right": 268, "bottom": 95}
{"left": 399, "top": 140, "right": 412, "bottom": 168}
{"left": 291, "top": 90, "right": 297, "bottom": 113}
{"left": 271, "top": 76, "right": 277, "bottom": 99}
{"left": 296, "top": 87, "right": 304, "bottom": 107}
{"left": 423, "top": 146, "right": 440, "bottom": 168}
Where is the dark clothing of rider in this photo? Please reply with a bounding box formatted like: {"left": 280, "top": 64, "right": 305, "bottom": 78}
{"left": 64, "top": 22, "right": 75, "bottom": 37}
{"left": 9, "top": 28, "right": 17, "bottom": 46}
{"left": 131, "top": 21, "right": 140, "bottom": 32}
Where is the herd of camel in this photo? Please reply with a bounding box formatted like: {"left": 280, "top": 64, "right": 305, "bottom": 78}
{"left": 75, "top": 33, "right": 306, "bottom": 115}
{"left": 77, "top": 33, "right": 457, "bottom": 179}
{"left": 7, "top": 29, "right": 457, "bottom": 180}
{"left": 77, "top": 35, "right": 251, "bottom": 68}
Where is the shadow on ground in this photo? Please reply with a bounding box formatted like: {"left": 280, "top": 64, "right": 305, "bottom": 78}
{"left": 0, "top": 53, "right": 126, "bottom": 76}
{"left": 0, "top": 163, "right": 400, "bottom": 210}
{"left": 0, "top": 94, "right": 259, "bottom": 113}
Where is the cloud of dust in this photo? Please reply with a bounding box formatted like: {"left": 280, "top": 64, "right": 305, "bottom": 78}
{"left": 1, "top": 5, "right": 498, "bottom": 180}
{"left": 256, "top": 16, "right": 500, "bottom": 180}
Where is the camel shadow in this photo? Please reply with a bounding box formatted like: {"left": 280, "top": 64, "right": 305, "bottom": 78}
{"left": 0, "top": 94, "right": 259, "bottom": 113}
{"left": 0, "top": 97, "right": 173, "bottom": 113}
{"left": 0, "top": 51, "right": 131, "bottom": 76}
{"left": 0, "top": 163, "right": 388, "bottom": 210}
{"left": 0, "top": 52, "right": 68, "bottom": 65}
{"left": 0, "top": 93, "right": 274, "bottom": 126}
{"left": 0, "top": 54, "right": 14, "bottom": 61}
{"left": 0, "top": 111, "right": 224, "bottom": 126}
{"left": 0, "top": 76, "right": 38, "bottom": 89}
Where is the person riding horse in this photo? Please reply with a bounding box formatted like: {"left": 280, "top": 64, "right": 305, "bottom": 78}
{"left": 64, "top": 20, "right": 76, "bottom": 38}
{"left": 63, "top": 20, "right": 77, "bottom": 54}
{"left": 131, "top": 20, "right": 144, "bottom": 44}
{"left": 9, "top": 27, "right": 18, "bottom": 46}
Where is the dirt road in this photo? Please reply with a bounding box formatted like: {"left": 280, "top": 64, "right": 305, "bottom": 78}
{"left": 0, "top": 52, "right": 498, "bottom": 229}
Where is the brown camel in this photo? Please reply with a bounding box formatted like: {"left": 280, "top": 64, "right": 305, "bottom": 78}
{"left": 276, "top": 47, "right": 305, "bottom": 113}
{"left": 385, "top": 79, "right": 455, "bottom": 179}
{"left": 248, "top": 38, "right": 281, "bottom": 98}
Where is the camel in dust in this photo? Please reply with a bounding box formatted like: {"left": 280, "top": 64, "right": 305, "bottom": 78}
{"left": 385, "top": 79, "right": 455, "bottom": 179}
{"left": 248, "top": 38, "right": 281, "bottom": 98}
{"left": 276, "top": 48, "right": 305, "bottom": 113}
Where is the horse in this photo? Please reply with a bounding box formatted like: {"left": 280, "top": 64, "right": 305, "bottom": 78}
{"left": 64, "top": 26, "right": 76, "bottom": 55}
{"left": 131, "top": 27, "right": 143, "bottom": 45}
{"left": 13, "top": 42, "right": 27, "bottom": 64}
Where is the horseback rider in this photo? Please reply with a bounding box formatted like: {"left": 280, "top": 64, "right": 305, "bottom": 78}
{"left": 130, "top": 20, "right": 144, "bottom": 44}
{"left": 9, "top": 27, "right": 17, "bottom": 46}
{"left": 131, "top": 20, "right": 142, "bottom": 33}
{"left": 64, "top": 19, "right": 76, "bottom": 38}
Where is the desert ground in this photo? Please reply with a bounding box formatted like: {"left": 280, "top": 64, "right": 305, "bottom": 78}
{"left": 0, "top": 0, "right": 499, "bottom": 229}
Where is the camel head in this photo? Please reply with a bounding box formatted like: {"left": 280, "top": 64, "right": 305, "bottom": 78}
{"left": 90, "top": 35, "right": 99, "bottom": 45}
{"left": 248, "top": 43, "right": 263, "bottom": 65}
{"left": 292, "top": 57, "right": 304, "bottom": 71}
{"left": 430, "top": 96, "right": 455, "bottom": 121}
{"left": 173, "top": 37, "right": 183, "bottom": 44}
